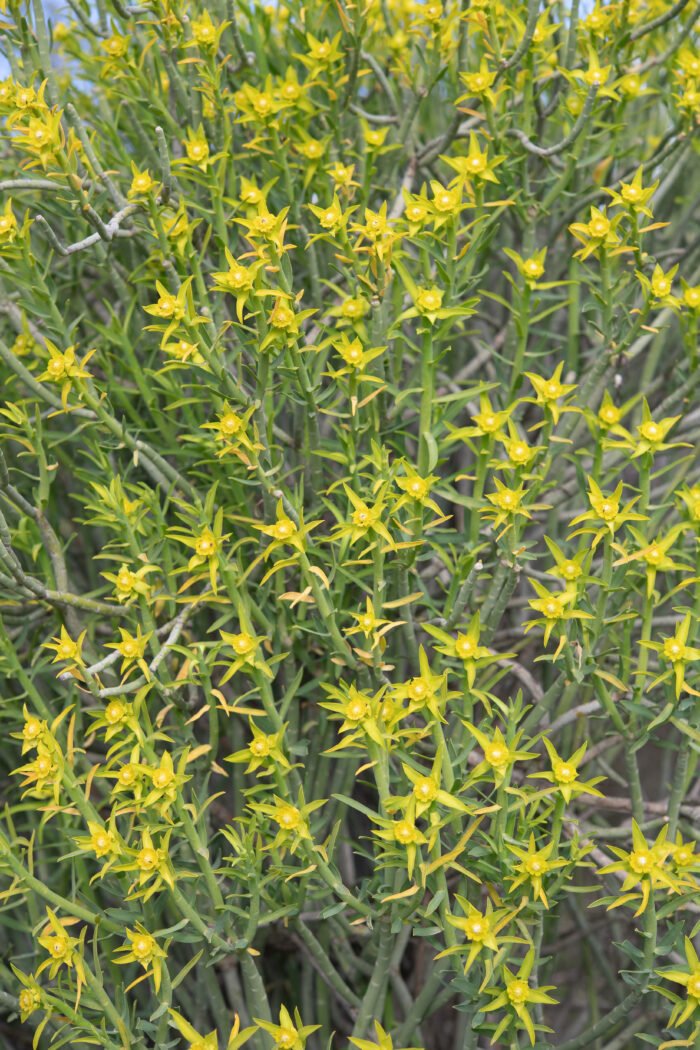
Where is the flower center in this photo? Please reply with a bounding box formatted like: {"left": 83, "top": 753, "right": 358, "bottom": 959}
{"left": 24, "top": 718, "right": 42, "bottom": 739}
{"left": 233, "top": 635, "right": 254, "bottom": 654}
{"left": 221, "top": 413, "right": 241, "bottom": 434}
{"left": 394, "top": 821, "right": 415, "bottom": 843}
{"left": 133, "top": 937, "right": 152, "bottom": 959}
{"left": 106, "top": 701, "right": 126, "bottom": 724}
{"left": 273, "top": 520, "right": 294, "bottom": 539}
{"left": 346, "top": 699, "right": 367, "bottom": 721}
{"left": 598, "top": 500, "right": 618, "bottom": 521}
{"left": 466, "top": 917, "right": 488, "bottom": 940}
{"left": 554, "top": 762, "right": 576, "bottom": 783}
{"left": 414, "top": 777, "right": 436, "bottom": 801}
{"left": 630, "top": 850, "right": 650, "bottom": 873}
{"left": 138, "top": 848, "right": 159, "bottom": 871}
{"left": 278, "top": 806, "right": 300, "bottom": 829}
{"left": 408, "top": 678, "right": 428, "bottom": 700}
{"left": 507, "top": 980, "right": 529, "bottom": 1004}
{"left": 485, "top": 744, "right": 507, "bottom": 765}
{"left": 455, "top": 636, "right": 475, "bottom": 659}
{"left": 664, "top": 640, "right": 685, "bottom": 661}
{"left": 19, "top": 990, "right": 36, "bottom": 1012}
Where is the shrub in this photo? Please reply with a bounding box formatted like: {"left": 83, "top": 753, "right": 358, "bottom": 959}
{"left": 1, "top": 0, "right": 700, "bottom": 1047}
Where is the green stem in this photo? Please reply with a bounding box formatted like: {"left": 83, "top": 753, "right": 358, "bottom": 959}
{"left": 418, "top": 327, "right": 435, "bottom": 477}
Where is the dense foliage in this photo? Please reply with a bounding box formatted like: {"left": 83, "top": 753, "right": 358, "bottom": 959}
{"left": 1, "top": 0, "right": 700, "bottom": 1047}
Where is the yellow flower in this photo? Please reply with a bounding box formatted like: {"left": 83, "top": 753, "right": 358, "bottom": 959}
{"left": 529, "top": 739, "right": 604, "bottom": 804}
{"left": 189, "top": 9, "right": 228, "bottom": 50}
{"left": 0, "top": 198, "right": 18, "bottom": 242}
{"left": 458, "top": 59, "right": 497, "bottom": 104}
{"left": 463, "top": 723, "right": 537, "bottom": 786}
{"left": 182, "top": 124, "right": 210, "bottom": 168}
{"left": 11, "top": 110, "right": 64, "bottom": 167}
{"left": 506, "top": 834, "right": 567, "bottom": 906}
{"left": 17, "top": 979, "right": 43, "bottom": 1022}
{"left": 253, "top": 500, "right": 321, "bottom": 561}
{"left": 299, "top": 31, "right": 344, "bottom": 76}
{"left": 394, "top": 464, "right": 443, "bottom": 516}
{"left": 597, "top": 821, "right": 683, "bottom": 915}
{"left": 226, "top": 719, "right": 291, "bottom": 776}
{"left": 218, "top": 621, "right": 272, "bottom": 682}
{"left": 144, "top": 280, "right": 185, "bottom": 320}
{"left": 320, "top": 682, "right": 392, "bottom": 748}
{"left": 101, "top": 562, "right": 158, "bottom": 603}
{"left": 308, "top": 193, "right": 354, "bottom": 236}
{"left": 328, "top": 161, "right": 357, "bottom": 189}
{"left": 640, "top": 613, "right": 700, "bottom": 698}
{"left": 100, "top": 33, "right": 130, "bottom": 59}
{"left": 10, "top": 704, "right": 48, "bottom": 754}
{"left": 484, "top": 948, "right": 558, "bottom": 1046}
{"left": 349, "top": 1019, "right": 424, "bottom": 1050}
{"left": 114, "top": 924, "right": 167, "bottom": 992}
{"left": 330, "top": 484, "right": 395, "bottom": 549}
{"left": 168, "top": 508, "right": 230, "bottom": 593}
{"left": 448, "top": 393, "right": 516, "bottom": 442}
{"left": 13, "top": 744, "right": 62, "bottom": 803}
{"left": 128, "top": 164, "right": 158, "bottom": 198}
{"left": 114, "top": 828, "right": 175, "bottom": 901}
{"left": 343, "top": 597, "right": 399, "bottom": 652}
{"left": 43, "top": 626, "right": 87, "bottom": 668}
{"left": 371, "top": 795, "right": 427, "bottom": 877}
{"left": 414, "top": 286, "right": 444, "bottom": 320}
{"left": 483, "top": 478, "right": 533, "bottom": 532}
{"left": 569, "top": 205, "right": 623, "bottom": 259}
{"left": 603, "top": 165, "right": 657, "bottom": 218}
{"left": 504, "top": 246, "right": 547, "bottom": 283}
{"left": 75, "top": 820, "right": 120, "bottom": 860}
{"left": 524, "top": 579, "right": 593, "bottom": 649}
{"left": 250, "top": 792, "right": 325, "bottom": 856}
{"left": 168, "top": 1010, "right": 225, "bottom": 1050}
{"left": 442, "top": 132, "right": 504, "bottom": 184}
{"left": 254, "top": 1005, "right": 320, "bottom": 1050}
{"left": 658, "top": 937, "right": 700, "bottom": 1028}
{"left": 436, "top": 896, "right": 521, "bottom": 975}
{"left": 141, "top": 751, "right": 192, "bottom": 816}
{"left": 523, "top": 363, "right": 577, "bottom": 424}
{"left": 569, "top": 478, "right": 647, "bottom": 545}
{"left": 36, "top": 909, "right": 86, "bottom": 989}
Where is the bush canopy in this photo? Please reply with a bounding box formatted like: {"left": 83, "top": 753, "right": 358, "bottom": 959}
{"left": 1, "top": 0, "right": 700, "bottom": 1048}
